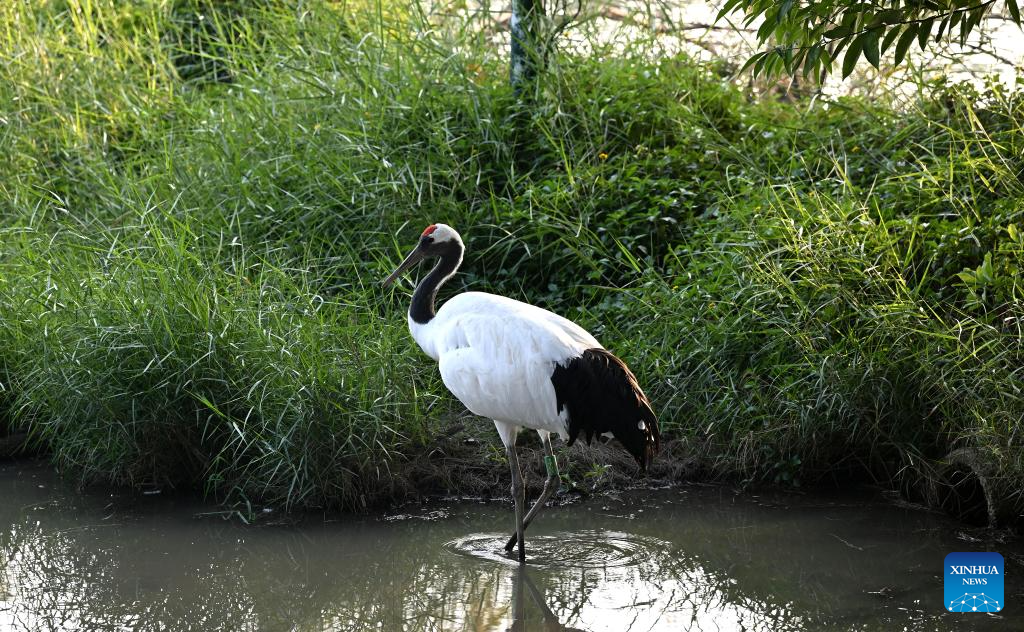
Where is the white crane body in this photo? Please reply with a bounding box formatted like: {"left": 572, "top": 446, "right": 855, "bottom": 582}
{"left": 409, "top": 291, "right": 599, "bottom": 443}
{"left": 382, "top": 223, "right": 660, "bottom": 562}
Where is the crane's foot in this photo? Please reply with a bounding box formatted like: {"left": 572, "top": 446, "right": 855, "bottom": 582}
{"left": 504, "top": 532, "right": 523, "bottom": 552}
{"left": 502, "top": 538, "right": 525, "bottom": 562}
{"left": 503, "top": 544, "right": 525, "bottom": 560}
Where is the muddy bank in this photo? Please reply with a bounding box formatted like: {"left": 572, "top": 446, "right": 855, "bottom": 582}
{"left": 4, "top": 415, "right": 1019, "bottom": 529}
{"left": 346, "top": 423, "right": 1023, "bottom": 530}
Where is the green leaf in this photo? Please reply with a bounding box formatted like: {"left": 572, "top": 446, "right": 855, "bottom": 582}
{"left": 753, "top": 54, "right": 769, "bottom": 77}
{"left": 918, "top": 17, "right": 934, "bottom": 50}
{"left": 781, "top": 47, "right": 796, "bottom": 74}
{"left": 1008, "top": 0, "right": 1021, "bottom": 24}
{"left": 819, "top": 47, "right": 833, "bottom": 68}
{"left": 814, "top": 47, "right": 833, "bottom": 80}
{"left": 739, "top": 51, "right": 767, "bottom": 75}
{"left": 960, "top": 8, "right": 984, "bottom": 45}
{"left": 824, "top": 24, "right": 853, "bottom": 39}
{"left": 881, "top": 25, "right": 902, "bottom": 54}
{"left": 810, "top": 3, "right": 831, "bottom": 18}
{"left": 791, "top": 46, "right": 809, "bottom": 74}
{"left": 832, "top": 35, "right": 852, "bottom": 56}
{"left": 715, "top": 1, "right": 738, "bottom": 22}
{"left": 842, "top": 35, "right": 864, "bottom": 77}
{"left": 876, "top": 9, "right": 902, "bottom": 24}
{"left": 966, "top": 8, "right": 986, "bottom": 34}
{"left": 895, "top": 25, "right": 917, "bottom": 65}
{"left": 863, "top": 29, "right": 881, "bottom": 68}
{"left": 756, "top": 17, "right": 777, "bottom": 42}
{"left": 956, "top": 270, "right": 977, "bottom": 284}
{"left": 803, "top": 45, "right": 822, "bottom": 78}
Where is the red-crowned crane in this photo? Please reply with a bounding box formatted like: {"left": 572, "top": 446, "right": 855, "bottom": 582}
{"left": 382, "top": 223, "right": 660, "bottom": 563}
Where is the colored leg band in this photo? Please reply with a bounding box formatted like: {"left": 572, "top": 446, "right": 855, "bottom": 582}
{"left": 544, "top": 455, "right": 558, "bottom": 478}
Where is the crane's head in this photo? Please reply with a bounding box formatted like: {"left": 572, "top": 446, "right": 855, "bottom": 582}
{"left": 381, "top": 223, "right": 463, "bottom": 286}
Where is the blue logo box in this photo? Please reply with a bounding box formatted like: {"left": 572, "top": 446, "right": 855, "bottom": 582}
{"left": 945, "top": 552, "right": 1004, "bottom": 612}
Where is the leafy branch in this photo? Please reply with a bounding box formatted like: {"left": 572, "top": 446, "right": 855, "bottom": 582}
{"left": 717, "top": 0, "right": 1022, "bottom": 79}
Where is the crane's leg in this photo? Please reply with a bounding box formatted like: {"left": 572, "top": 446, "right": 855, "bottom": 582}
{"left": 505, "top": 431, "right": 559, "bottom": 552}
{"left": 506, "top": 443, "right": 527, "bottom": 563}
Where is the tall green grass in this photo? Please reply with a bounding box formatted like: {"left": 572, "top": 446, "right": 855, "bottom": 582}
{"left": 0, "top": 0, "right": 1021, "bottom": 515}
{"left": 0, "top": 215, "right": 445, "bottom": 509}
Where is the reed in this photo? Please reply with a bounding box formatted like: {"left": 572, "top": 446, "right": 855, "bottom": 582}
{"left": 1, "top": 0, "right": 1020, "bottom": 514}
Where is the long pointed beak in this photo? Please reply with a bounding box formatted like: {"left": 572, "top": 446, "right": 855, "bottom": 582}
{"left": 380, "top": 246, "right": 426, "bottom": 287}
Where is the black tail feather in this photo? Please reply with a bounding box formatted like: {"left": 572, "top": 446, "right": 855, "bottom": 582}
{"left": 550, "top": 348, "right": 660, "bottom": 471}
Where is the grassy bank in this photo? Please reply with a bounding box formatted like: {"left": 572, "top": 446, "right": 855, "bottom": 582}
{"left": 1, "top": 1, "right": 1021, "bottom": 519}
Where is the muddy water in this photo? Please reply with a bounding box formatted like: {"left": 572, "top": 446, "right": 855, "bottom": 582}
{"left": 0, "top": 462, "right": 1020, "bottom": 631}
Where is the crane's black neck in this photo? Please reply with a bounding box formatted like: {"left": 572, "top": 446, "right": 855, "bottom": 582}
{"left": 410, "top": 240, "right": 464, "bottom": 325}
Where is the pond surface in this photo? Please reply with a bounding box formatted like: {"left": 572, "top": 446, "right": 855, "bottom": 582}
{"left": 0, "top": 461, "right": 1020, "bottom": 631}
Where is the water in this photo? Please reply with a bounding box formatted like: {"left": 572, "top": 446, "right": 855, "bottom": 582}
{"left": 0, "top": 461, "right": 1020, "bottom": 631}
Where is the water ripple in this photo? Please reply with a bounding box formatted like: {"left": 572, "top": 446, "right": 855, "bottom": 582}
{"left": 445, "top": 530, "right": 671, "bottom": 570}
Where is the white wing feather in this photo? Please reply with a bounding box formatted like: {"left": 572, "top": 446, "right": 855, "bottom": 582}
{"left": 408, "top": 292, "right": 601, "bottom": 436}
